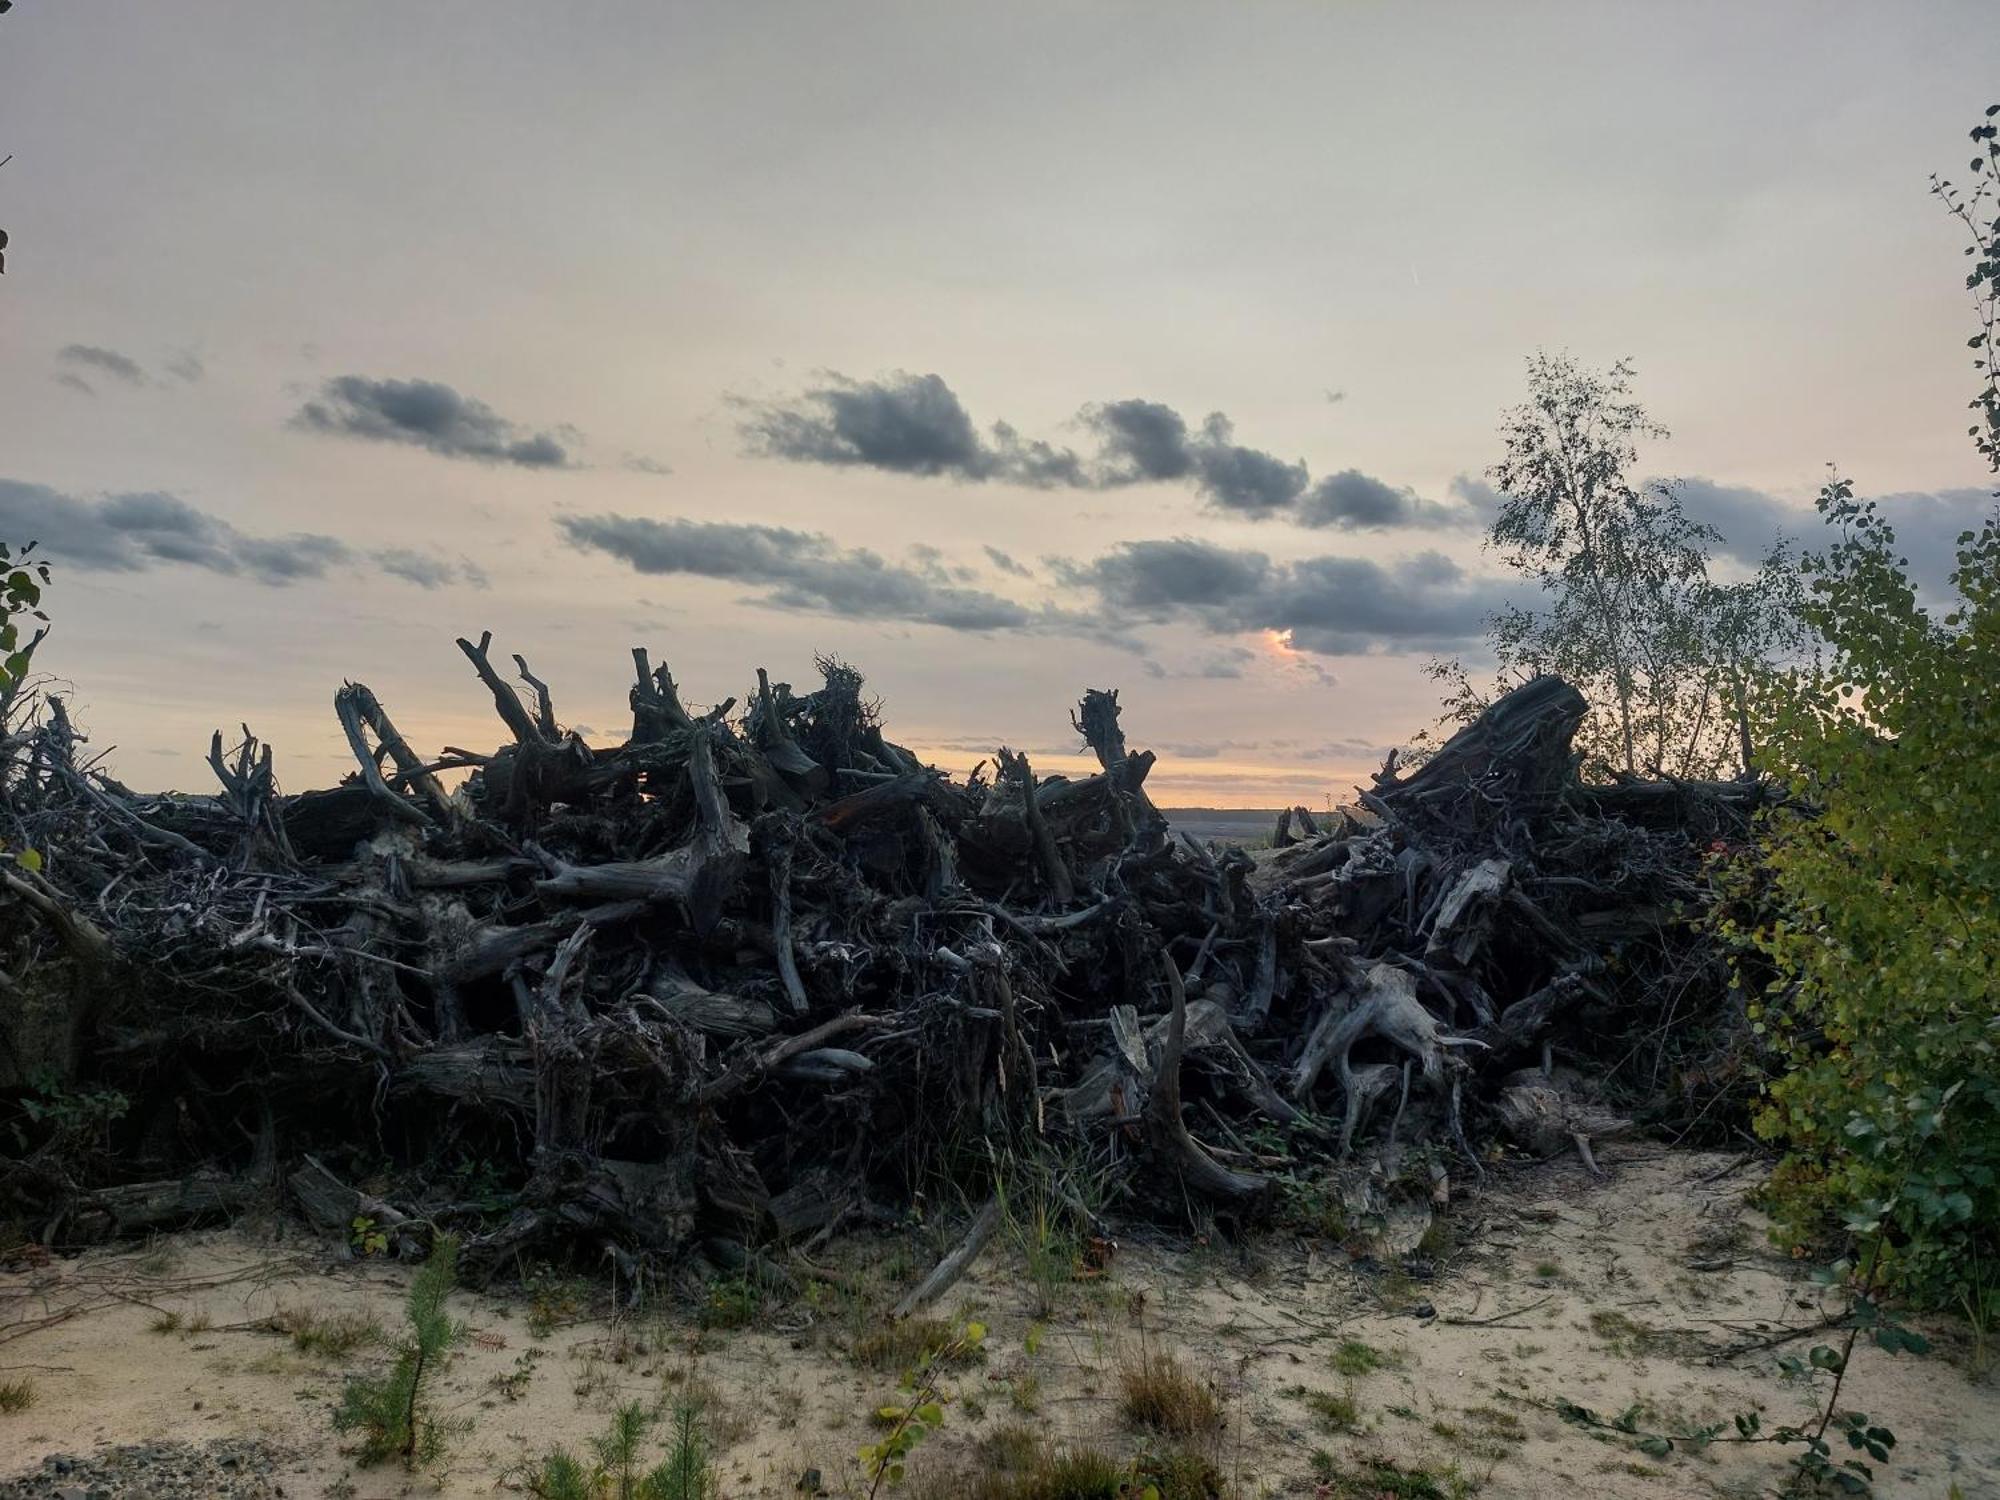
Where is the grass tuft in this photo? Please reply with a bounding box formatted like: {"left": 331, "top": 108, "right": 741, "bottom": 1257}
{"left": 0, "top": 1377, "right": 35, "bottom": 1414}
{"left": 852, "top": 1315, "right": 978, "bottom": 1372}
{"left": 1331, "top": 1339, "right": 1396, "bottom": 1377}
{"left": 1117, "top": 1346, "right": 1222, "bottom": 1437}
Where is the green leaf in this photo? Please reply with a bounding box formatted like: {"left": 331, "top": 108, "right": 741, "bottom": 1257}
{"left": 14, "top": 847, "right": 40, "bottom": 872}
{"left": 1637, "top": 1436, "right": 1673, "bottom": 1458}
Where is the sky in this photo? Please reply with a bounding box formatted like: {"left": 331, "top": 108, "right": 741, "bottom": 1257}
{"left": 1, "top": 2, "right": 1995, "bottom": 806}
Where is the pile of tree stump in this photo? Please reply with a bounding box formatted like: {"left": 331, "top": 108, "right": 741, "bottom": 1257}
{"left": 0, "top": 636, "right": 1763, "bottom": 1281}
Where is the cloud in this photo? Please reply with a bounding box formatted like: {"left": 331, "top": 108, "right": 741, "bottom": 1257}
{"left": 1059, "top": 537, "right": 1274, "bottom": 611}
{"left": 1667, "top": 477, "right": 1997, "bottom": 596}
{"left": 0, "top": 481, "right": 349, "bottom": 584}
{"left": 740, "top": 371, "right": 1084, "bottom": 487}
{"left": 746, "top": 371, "right": 1459, "bottom": 529}
{"left": 58, "top": 344, "right": 146, "bottom": 387}
{"left": 53, "top": 372, "right": 96, "bottom": 397}
{"left": 1299, "top": 469, "right": 1475, "bottom": 531}
{"left": 984, "top": 545, "right": 1033, "bottom": 579}
{"left": 1084, "top": 401, "right": 1307, "bottom": 516}
{"left": 1138, "top": 647, "right": 1255, "bottom": 680}
{"left": 373, "top": 548, "right": 490, "bottom": 590}
{"left": 558, "top": 512, "right": 1046, "bottom": 632}
{"left": 291, "top": 376, "right": 575, "bottom": 468}
{"left": 0, "top": 479, "right": 485, "bottom": 590}
{"left": 164, "top": 350, "right": 205, "bottom": 384}
{"left": 1056, "top": 537, "right": 1509, "bottom": 656}
{"left": 621, "top": 453, "right": 673, "bottom": 476}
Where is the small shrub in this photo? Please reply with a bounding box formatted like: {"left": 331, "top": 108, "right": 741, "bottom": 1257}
{"left": 644, "top": 1400, "right": 718, "bottom": 1500}
{"left": 332, "top": 1235, "right": 468, "bottom": 1468}
{"left": 520, "top": 1399, "right": 717, "bottom": 1500}
{"left": 0, "top": 1377, "right": 35, "bottom": 1414}
{"left": 1116, "top": 1345, "right": 1221, "bottom": 1438}
{"left": 859, "top": 1320, "right": 986, "bottom": 1494}
{"left": 522, "top": 1449, "right": 595, "bottom": 1500}
{"left": 699, "top": 1275, "right": 761, "bottom": 1330}
{"left": 525, "top": 1269, "right": 591, "bottom": 1338}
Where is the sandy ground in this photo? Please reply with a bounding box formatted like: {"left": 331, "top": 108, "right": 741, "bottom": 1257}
{"left": 2, "top": 1150, "right": 1996, "bottom": 1499}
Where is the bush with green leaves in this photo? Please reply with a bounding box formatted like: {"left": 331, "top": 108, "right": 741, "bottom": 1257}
{"left": 1737, "top": 104, "right": 2000, "bottom": 1309}
{"left": 332, "top": 1234, "right": 468, "bottom": 1467}
{"left": 1739, "top": 473, "right": 2000, "bottom": 1305}
{"left": 0, "top": 540, "right": 50, "bottom": 698}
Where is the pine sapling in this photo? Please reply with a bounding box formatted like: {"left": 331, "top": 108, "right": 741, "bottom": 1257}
{"left": 333, "top": 1234, "right": 468, "bottom": 1467}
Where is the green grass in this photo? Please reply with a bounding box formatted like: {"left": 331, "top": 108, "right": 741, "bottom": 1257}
{"left": 1286, "top": 1383, "right": 1362, "bottom": 1433}
{"left": 1331, "top": 1339, "right": 1396, "bottom": 1376}
{"left": 0, "top": 1377, "right": 35, "bottom": 1414}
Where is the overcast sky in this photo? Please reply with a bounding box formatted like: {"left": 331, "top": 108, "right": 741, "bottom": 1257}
{"left": 2, "top": 3, "right": 1995, "bottom": 805}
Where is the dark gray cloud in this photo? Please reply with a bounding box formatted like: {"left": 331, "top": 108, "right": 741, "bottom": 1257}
{"left": 58, "top": 344, "right": 146, "bottom": 387}
{"left": 748, "top": 372, "right": 1455, "bottom": 528}
{"left": 1089, "top": 400, "right": 1198, "bottom": 483}
{"left": 559, "top": 512, "right": 1043, "bottom": 632}
{"left": 291, "top": 376, "right": 575, "bottom": 468}
{"left": 0, "top": 479, "right": 484, "bottom": 590}
{"left": 0, "top": 480, "right": 349, "bottom": 583}
{"left": 1665, "top": 477, "right": 1996, "bottom": 597}
{"left": 1299, "top": 469, "right": 1474, "bottom": 531}
{"left": 1083, "top": 402, "right": 1308, "bottom": 515}
{"left": 741, "top": 371, "right": 1084, "bottom": 488}
{"left": 1057, "top": 537, "right": 1509, "bottom": 656}
{"left": 53, "top": 372, "right": 96, "bottom": 398}
{"left": 1184, "top": 415, "right": 1310, "bottom": 516}
{"left": 1060, "top": 537, "right": 1274, "bottom": 611}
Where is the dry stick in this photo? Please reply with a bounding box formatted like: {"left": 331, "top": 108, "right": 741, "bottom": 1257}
{"left": 511, "top": 653, "right": 558, "bottom": 738}
{"left": 0, "top": 866, "right": 114, "bottom": 965}
{"left": 455, "top": 631, "right": 546, "bottom": 745}
{"left": 334, "top": 683, "right": 451, "bottom": 825}
{"left": 1442, "top": 1293, "right": 1554, "bottom": 1327}
{"left": 766, "top": 833, "right": 810, "bottom": 1015}
{"left": 891, "top": 1195, "right": 1003, "bottom": 1321}
{"left": 1144, "top": 955, "right": 1267, "bottom": 1201}
{"left": 1002, "top": 748, "right": 1073, "bottom": 904}
{"left": 699, "top": 1011, "right": 890, "bottom": 1105}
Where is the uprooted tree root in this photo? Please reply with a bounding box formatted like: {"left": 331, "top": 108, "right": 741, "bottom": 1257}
{"left": 0, "top": 641, "right": 1762, "bottom": 1285}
